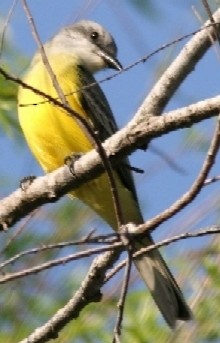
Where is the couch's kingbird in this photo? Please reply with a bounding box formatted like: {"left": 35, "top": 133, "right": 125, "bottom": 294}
{"left": 18, "top": 20, "right": 192, "bottom": 327}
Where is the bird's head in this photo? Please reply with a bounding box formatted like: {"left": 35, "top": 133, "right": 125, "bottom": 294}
{"left": 49, "top": 20, "right": 122, "bottom": 73}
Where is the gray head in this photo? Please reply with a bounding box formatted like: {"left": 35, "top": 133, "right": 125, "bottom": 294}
{"left": 49, "top": 20, "right": 122, "bottom": 73}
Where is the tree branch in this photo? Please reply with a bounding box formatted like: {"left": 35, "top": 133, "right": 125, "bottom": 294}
{"left": 0, "top": 96, "right": 219, "bottom": 230}
{"left": 136, "top": 8, "right": 220, "bottom": 116}
{"left": 105, "top": 225, "right": 220, "bottom": 283}
{"left": 18, "top": 249, "right": 121, "bottom": 343}
{"left": 0, "top": 243, "right": 122, "bottom": 285}
{"left": 127, "top": 113, "right": 220, "bottom": 234}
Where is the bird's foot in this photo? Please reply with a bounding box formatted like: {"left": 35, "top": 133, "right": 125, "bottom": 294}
{"left": 20, "top": 176, "right": 36, "bottom": 191}
{"left": 64, "top": 153, "right": 84, "bottom": 176}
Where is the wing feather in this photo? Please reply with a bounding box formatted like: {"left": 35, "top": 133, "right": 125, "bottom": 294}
{"left": 78, "top": 66, "right": 139, "bottom": 203}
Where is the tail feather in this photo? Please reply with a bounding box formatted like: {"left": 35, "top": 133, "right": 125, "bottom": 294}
{"left": 133, "top": 235, "right": 192, "bottom": 328}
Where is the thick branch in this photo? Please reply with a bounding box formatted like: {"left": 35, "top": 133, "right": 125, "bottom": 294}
{"left": 0, "top": 96, "right": 219, "bottom": 230}
{"left": 137, "top": 9, "right": 220, "bottom": 116}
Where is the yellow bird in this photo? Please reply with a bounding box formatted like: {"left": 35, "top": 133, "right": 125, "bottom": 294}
{"left": 18, "top": 20, "right": 191, "bottom": 327}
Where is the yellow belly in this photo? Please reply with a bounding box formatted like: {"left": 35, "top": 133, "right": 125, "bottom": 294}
{"left": 18, "top": 54, "right": 142, "bottom": 229}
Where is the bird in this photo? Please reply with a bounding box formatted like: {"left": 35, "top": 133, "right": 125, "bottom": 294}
{"left": 18, "top": 20, "right": 192, "bottom": 328}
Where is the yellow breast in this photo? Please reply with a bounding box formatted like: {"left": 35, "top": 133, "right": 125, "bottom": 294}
{"left": 18, "top": 53, "right": 142, "bottom": 229}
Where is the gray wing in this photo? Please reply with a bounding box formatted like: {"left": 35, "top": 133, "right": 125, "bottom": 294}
{"left": 77, "top": 65, "right": 139, "bottom": 203}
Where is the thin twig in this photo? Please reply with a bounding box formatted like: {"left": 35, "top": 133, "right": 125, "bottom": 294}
{"left": 128, "top": 115, "right": 220, "bottom": 234}
{"left": 204, "top": 175, "right": 220, "bottom": 185}
{"left": 14, "top": 223, "right": 220, "bottom": 343}
{"left": 136, "top": 16, "right": 220, "bottom": 117}
{"left": 112, "top": 250, "right": 132, "bottom": 343}
{"left": 192, "top": 5, "right": 220, "bottom": 60}
{"left": 0, "top": 209, "right": 38, "bottom": 255}
{"left": 18, "top": 249, "right": 121, "bottom": 343}
{"left": 0, "top": 242, "right": 122, "bottom": 285}
{"left": 202, "top": 0, "right": 220, "bottom": 44}
{"left": 18, "top": 21, "right": 220, "bottom": 108}
{"left": 21, "top": 0, "right": 68, "bottom": 106}
{"left": 0, "top": 0, "right": 18, "bottom": 58}
{"left": 70, "top": 21, "right": 220, "bottom": 100}
{"left": 5, "top": 223, "right": 220, "bottom": 289}
{"left": 0, "top": 233, "right": 118, "bottom": 270}
{"left": 1, "top": 22, "right": 219, "bottom": 112}
{"left": 105, "top": 225, "right": 220, "bottom": 283}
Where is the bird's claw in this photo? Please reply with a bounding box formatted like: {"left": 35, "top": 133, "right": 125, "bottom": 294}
{"left": 64, "top": 153, "right": 84, "bottom": 176}
{"left": 20, "top": 176, "right": 36, "bottom": 191}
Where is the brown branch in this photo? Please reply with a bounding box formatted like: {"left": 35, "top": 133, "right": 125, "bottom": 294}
{"left": 21, "top": 0, "right": 68, "bottom": 106}
{"left": 0, "top": 233, "right": 118, "bottom": 270}
{"left": 15, "top": 223, "right": 220, "bottom": 343}
{"left": 129, "top": 114, "right": 220, "bottom": 234}
{"left": 135, "top": 10, "right": 220, "bottom": 117}
{"left": 0, "top": 242, "right": 122, "bottom": 285}
{"left": 105, "top": 225, "right": 220, "bottom": 283}
{"left": 112, "top": 250, "right": 132, "bottom": 343}
{"left": 0, "top": 209, "right": 38, "bottom": 254}
{"left": 18, "top": 249, "right": 121, "bottom": 343}
{"left": 0, "top": 95, "right": 219, "bottom": 230}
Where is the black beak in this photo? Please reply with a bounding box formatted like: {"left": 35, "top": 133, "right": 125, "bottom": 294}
{"left": 99, "top": 51, "right": 122, "bottom": 71}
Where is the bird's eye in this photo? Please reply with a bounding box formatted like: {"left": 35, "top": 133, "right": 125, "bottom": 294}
{"left": 91, "top": 31, "right": 99, "bottom": 40}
